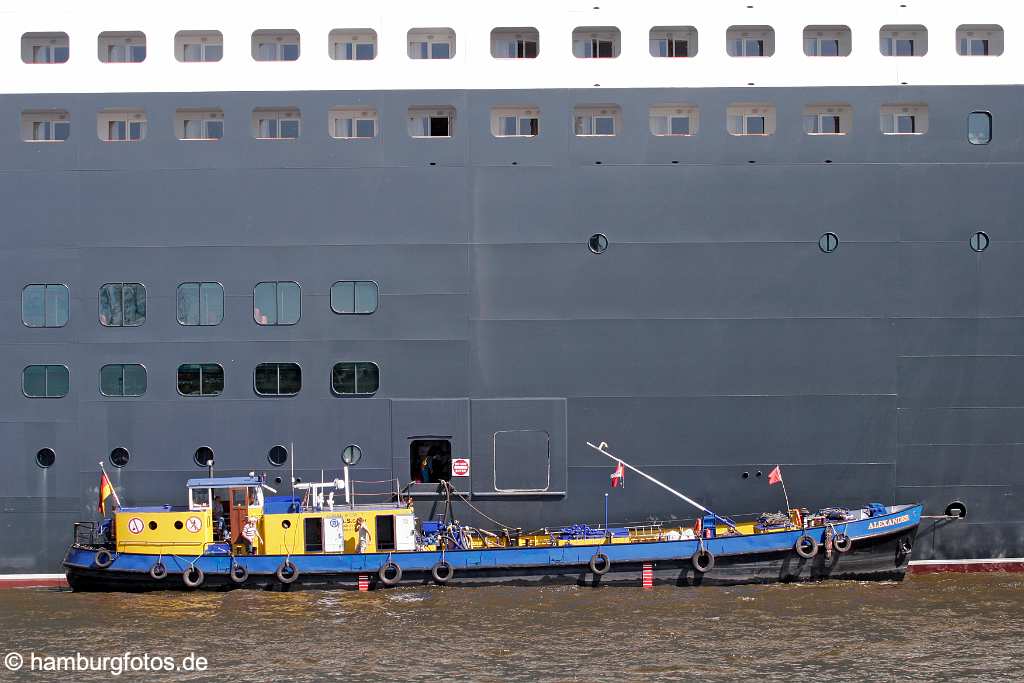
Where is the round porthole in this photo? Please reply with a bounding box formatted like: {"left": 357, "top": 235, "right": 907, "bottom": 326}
{"left": 341, "top": 444, "right": 363, "bottom": 466}
{"left": 109, "top": 447, "right": 130, "bottom": 468}
{"left": 588, "top": 233, "right": 609, "bottom": 254}
{"left": 194, "top": 446, "right": 214, "bottom": 468}
{"left": 35, "top": 448, "right": 56, "bottom": 469}
{"left": 741, "top": 472, "right": 749, "bottom": 479}
{"left": 268, "top": 445, "right": 288, "bottom": 467}
{"left": 970, "top": 231, "right": 989, "bottom": 253}
{"left": 282, "top": 520, "right": 291, "bottom": 529}
{"left": 819, "top": 232, "right": 839, "bottom": 253}
{"left": 174, "top": 520, "right": 183, "bottom": 530}
{"left": 148, "top": 520, "right": 158, "bottom": 530}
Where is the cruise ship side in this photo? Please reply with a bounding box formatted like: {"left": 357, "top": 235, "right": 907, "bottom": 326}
{"left": 2, "top": 0, "right": 1023, "bottom": 579}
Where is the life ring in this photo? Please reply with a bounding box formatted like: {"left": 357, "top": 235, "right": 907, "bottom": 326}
{"left": 589, "top": 552, "right": 611, "bottom": 576}
{"left": 378, "top": 561, "right": 402, "bottom": 586}
{"left": 691, "top": 548, "right": 715, "bottom": 573}
{"left": 229, "top": 563, "right": 249, "bottom": 584}
{"left": 833, "top": 533, "right": 853, "bottom": 553}
{"left": 899, "top": 536, "right": 914, "bottom": 554}
{"left": 795, "top": 534, "right": 819, "bottom": 559}
{"left": 182, "top": 564, "right": 204, "bottom": 588}
{"left": 93, "top": 549, "right": 114, "bottom": 569}
{"left": 276, "top": 560, "right": 299, "bottom": 585}
{"left": 149, "top": 562, "right": 167, "bottom": 580}
{"left": 431, "top": 561, "right": 454, "bottom": 584}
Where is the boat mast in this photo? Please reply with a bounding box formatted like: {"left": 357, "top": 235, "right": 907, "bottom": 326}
{"left": 586, "top": 441, "right": 736, "bottom": 530}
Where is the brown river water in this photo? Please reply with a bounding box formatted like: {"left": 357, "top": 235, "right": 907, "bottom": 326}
{"left": 0, "top": 573, "right": 1020, "bottom": 682}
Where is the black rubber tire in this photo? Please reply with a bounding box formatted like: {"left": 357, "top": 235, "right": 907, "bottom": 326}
{"left": 276, "top": 560, "right": 299, "bottom": 585}
{"left": 229, "top": 563, "right": 249, "bottom": 584}
{"left": 93, "top": 549, "right": 114, "bottom": 569}
{"left": 431, "top": 561, "right": 454, "bottom": 584}
{"left": 149, "top": 562, "right": 167, "bottom": 580}
{"left": 795, "top": 534, "right": 819, "bottom": 559}
{"left": 182, "top": 565, "right": 204, "bottom": 588}
{"left": 589, "top": 552, "right": 611, "bottom": 576}
{"left": 833, "top": 533, "right": 853, "bottom": 553}
{"left": 378, "top": 561, "right": 402, "bottom": 586}
{"left": 691, "top": 549, "right": 715, "bottom": 573}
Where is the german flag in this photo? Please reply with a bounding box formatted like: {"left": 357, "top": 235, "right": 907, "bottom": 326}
{"left": 98, "top": 471, "right": 115, "bottom": 516}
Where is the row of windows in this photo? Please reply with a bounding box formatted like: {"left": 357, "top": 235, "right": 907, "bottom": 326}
{"left": 18, "top": 106, "right": 996, "bottom": 142}
{"left": 18, "top": 25, "right": 1006, "bottom": 64}
{"left": 22, "top": 281, "right": 378, "bottom": 328}
{"left": 34, "top": 441, "right": 365, "bottom": 470}
{"left": 21, "top": 362, "right": 380, "bottom": 398}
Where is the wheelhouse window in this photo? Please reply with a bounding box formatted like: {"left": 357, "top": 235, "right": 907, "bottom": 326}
{"left": 176, "top": 109, "right": 224, "bottom": 141}
{"left": 254, "top": 363, "right": 301, "bottom": 396}
{"left": 408, "top": 107, "right": 454, "bottom": 138}
{"left": 99, "top": 283, "right": 146, "bottom": 327}
{"left": 803, "top": 26, "right": 851, "bottom": 57}
{"left": 408, "top": 28, "right": 455, "bottom": 59}
{"left": 253, "top": 108, "right": 300, "bottom": 139}
{"left": 23, "top": 365, "right": 69, "bottom": 398}
{"left": 331, "top": 281, "right": 378, "bottom": 314}
{"left": 332, "top": 362, "right": 379, "bottom": 396}
{"left": 329, "top": 29, "right": 376, "bottom": 60}
{"left": 22, "top": 284, "right": 69, "bottom": 327}
{"left": 881, "top": 104, "right": 928, "bottom": 135}
{"left": 491, "top": 107, "right": 539, "bottom": 138}
{"left": 727, "top": 26, "right": 775, "bottom": 57}
{"left": 254, "top": 281, "right": 300, "bottom": 325}
{"left": 649, "top": 105, "right": 698, "bottom": 136}
{"left": 177, "top": 363, "right": 224, "bottom": 396}
{"left": 100, "top": 364, "right": 147, "bottom": 397}
{"left": 491, "top": 28, "right": 539, "bottom": 58}
{"left": 253, "top": 30, "right": 300, "bottom": 61}
{"left": 329, "top": 108, "right": 378, "bottom": 140}
{"left": 727, "top": 104, "right": 776, "bottom": 136}
{"left": 22, "top": 32, "right": 69, "bottom": 63}
{"left": 650, "top": 26, "right": 697, "bottom": 57}
{"left": 22, "top": 110, "right": 70, "bottom": 142}
{"left": 175, "top": 31, "right": 223, "bottom": 62}
{"left": 957, "top": 25, "right": 1003, "bottom": 56}
{"left": 967, "top": 112, "right": 991, "bottom": 144}
{"left": 803, "top": 104, "right": 851, "bottom": 135}
{"left": 177, "top": 282, "right": 224, "bottom": 326}
{"left": 98, "top": 110, "right": 146, "bottom": 142}
{"left": 410, "top": 440, "right": 452, "bottom": 483}
{"left": 98, "top": 31, "right": 146, "bottom": 63}
{"left": 880, "top": 25, "right": 927, "bottom": 56}
{"left": 574, "top": 105, "right": 620, "bottom": 137}
{"left": 572, "top": 27, "right": 620, "bottom": 58}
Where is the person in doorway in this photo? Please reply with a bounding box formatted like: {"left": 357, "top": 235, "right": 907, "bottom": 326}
{"left": 355, "top": 517, "right": 371, "bottom": 553}
{"left": 416, "top": 443, "right": 433, "bottom": 483}
{"left": 212, "top": 495, "right": 226, "bottom": 540}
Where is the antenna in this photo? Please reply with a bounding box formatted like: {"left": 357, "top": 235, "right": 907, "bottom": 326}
{"left": 290, "top": 440, "right": 296, "bottom": 505}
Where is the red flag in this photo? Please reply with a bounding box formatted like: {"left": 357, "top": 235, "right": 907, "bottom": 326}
{"left": 767, "top": 465, "right": 782, "bottom": 486}
{"left": 98, "top": 471, "right": 114, "bottom": 515}
{"left": 610, "top": 462, "right": 625, "bottom": 488}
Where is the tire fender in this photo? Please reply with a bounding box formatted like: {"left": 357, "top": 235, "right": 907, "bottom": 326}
{"left": 230, "top": 563, "right": 249, "bottom": 584}
{"left": 431, "top": 561, "right": 454, "bottom": 584}
{"left": 691, "top": 548, "right": 715, "bottom": 573}
{"left": 833, "top": 533, "right": 853, "bottom": 553}
{"left": 276, "top": 560, "right": 299, "bottom": 585}
{"left": 795, "top": 534, "right": 819, "bottom": 559}
{"left": 149, "top": 562, "right": 167, "bottom": 580}
{"left": 182, "top": 564, "right": 204, "bottom": 588}
{"left": 589, "top": 552, "right": 611, "bottom": 576}
{"left": 378, "top": 561, "right": 402, "bottom": 586}
{"left": 93, "top": 549, "right": 114, "bottom": 569}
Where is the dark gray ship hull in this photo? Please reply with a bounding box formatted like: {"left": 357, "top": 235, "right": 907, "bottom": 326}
{"left": 2, "top": 86, "right": 1021, "bottom": 574}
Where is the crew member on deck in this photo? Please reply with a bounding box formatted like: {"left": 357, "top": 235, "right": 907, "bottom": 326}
{"left": 355, "top": 517, "right": 371, "bottom": 553}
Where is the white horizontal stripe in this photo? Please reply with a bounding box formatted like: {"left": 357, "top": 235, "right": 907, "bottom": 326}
{"left": 0, "top": 574, "right": 65, "bottom": 580}
{"left": 0, "top": 0, "right": 1020, "bottom": 94}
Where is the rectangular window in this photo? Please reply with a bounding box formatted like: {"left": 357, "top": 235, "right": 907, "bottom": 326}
{"left": 650, "top": 38, "right": 689, "bottom": 57}
{"left": 22, "top": 284, "right": 69, "bottom": 327}
{"left": 256, "top": 112, "right": 301, "bottom": 140}
{"left": 493, "top": 38, "right": 538, "bottom": 58}
{"left": 334, "top": 38, "right": 376, "bottom": 60}
{"left": 803, "top": 114, "right": 841, "bottom": 135}
{"left": 968, "top": 111, "right": 992, "bottom": 145}
{"left": 331, "top": 281, "right": 378, "bottom": 314}
{"left": 408, "top": 30, "right": 455, "bottom": 59}
{"left": 105, "top": 118, "right": 146, "bottom": 142}
{"left": 99, "top": 283, "right": 146, "bottom": 327}
{"left": 31, "top": 120, "right": 71, "bottom": 141}
{"left": 497, "top": 115, "right": 538, "bottom": 137}
{"left": 731, "top": 38, "right": 764, "bottom": 56}
{"left": 408, "top": 110, "right": 454, "bottom": 138}
{"left": 182, "top": 42, "right": 222, "bottom": 62}
{"left": 574, "top": 38, "right": 615, "bottom": 58}
{"left": 333, "top": 117, "right": 376, "bottom": 139}
{"left": 254, "top": 34, "right": 300, "bottom": 61}
{"left": 182, "top": 118, "right": 223, "bottom": 140}
{"left": 254, "top": 281, "right": 300, "bottom": 325}
{"left": 177, "top": 363, "right": 224, "bottom": 396}
{"left": 177, "top": 282, "right": 224, "bottom": 325}
{"left": 107, "top": 43, "right": 146, "bottom": 63}
{"left": 331, "top": 362, "right": 379, "bottom": 396}
{"left": 804, "top": 38, "right": 839, "bottom": 56}
{"left": 23, "top": 365, "right": 69, "bottom": 398}
{"left": 375, "top": 515, "right": 396, "bottom": 552}
{"left": 650, "top": 115, "right": 690, "bottom": 136}
{"left": 575, "top": 115, "right": 616, "bottom": 136}
{"left": 100, "top": 364, "right": 147, "bottom": 397}
{"left": 254, "top": 363, "right": 301, "bottom": 396}
{"left": 31, "top": 44, "right": 70, "bottom": 63}
{"left": 960, "top": 38, "right": 989, "bottom": 56}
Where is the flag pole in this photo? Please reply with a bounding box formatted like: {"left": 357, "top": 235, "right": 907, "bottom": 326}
{"left": 780, "top": 477, "right": 791, "bottom": 514}
{"left": 99, "top": 461, "right": 122, "bottom": 508}
{"left": 587, "top": 441, "right": 736, "bottom": 530}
